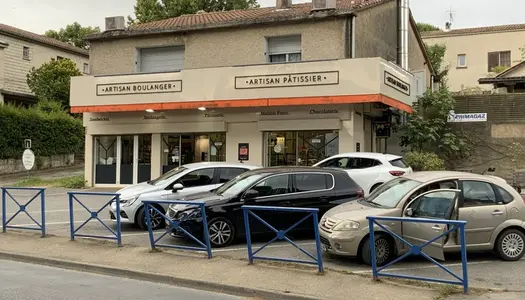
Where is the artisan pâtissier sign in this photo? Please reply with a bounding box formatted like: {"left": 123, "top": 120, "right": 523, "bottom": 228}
{"left": 96, "top": 80, "right": 182, "bottom": 96}
{"left": 235, "top": 71, "right": 339, "bottom": 89}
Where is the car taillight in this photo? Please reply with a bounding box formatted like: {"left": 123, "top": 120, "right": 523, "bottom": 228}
{"left": 357, "top": 188, "right": 364, "bottom": 198}
{"left": 389, "top": 170, "right": 405, "bottom": 176}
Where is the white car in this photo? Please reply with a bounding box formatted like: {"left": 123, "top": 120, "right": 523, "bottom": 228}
{"left": 313, "top": 152, "right": 412, "bottom": 196}
{"left": 109, "top": 162, "right": 261, "bottom": 230}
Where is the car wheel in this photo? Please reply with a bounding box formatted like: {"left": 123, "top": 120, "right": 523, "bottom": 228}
{"left": 137, "top": 205, "right": 165, "bottom": 231}
{"left": 208, "top": 217, "right": 235, "bottom": 248}
{"left": 496, "top": 229, "right": 525, "bottom": 261}
{"left": 369, "top": 183, "right": 383, "bottom": 194}
{"left": 361, "top": 233, "right": 394, "bottom": 266}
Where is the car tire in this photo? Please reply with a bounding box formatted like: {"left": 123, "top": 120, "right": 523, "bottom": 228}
{"left": 136, "top": 205, "right": 165, "bottom": 231}
{"left": 496, "top": 229, "right": 525, "bottom": 261}
{"left": 361, "top": 233, "right": 394, "bottom": 266}
{"left": 369, "top": 183, "right": 383, "bottom": 194}
{"left": 207, "top": 217, "right": 235, "bottom": 248}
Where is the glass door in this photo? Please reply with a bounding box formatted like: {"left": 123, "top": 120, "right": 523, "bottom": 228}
{"left": 297, "top": 131, "right": 339, "bottom": 166}
{"left": 162, "top": 134, "right": 181, "bottom": 174}
{"left": 137, "top": 135, "right": 152, "bottom": 183}
{"left": 94, "top": 136, "right": 117, "bottom": 184}
{"left": 266, "top": 131, "right": 297, "bottom": 166}
{"left": 209, "top": 132, "right": 226, "bottom": 162}
{"left": 119, "top": 135, "right": 134, "bottom": 184}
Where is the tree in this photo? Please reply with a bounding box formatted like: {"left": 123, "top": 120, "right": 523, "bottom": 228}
{"left": 425, "top": 43, "right": 449, "bottom": 83}
{"left": 45, "top": 22, "right": 100, "bottom": 49}
{"left": 27, "top": 59, "right": 82, "bottom": 109}
{"left": 128, "top": 0, "right": 260, "bottom": 25}
{"left": 416, "top": 22, "right": 440, "bottom": 32}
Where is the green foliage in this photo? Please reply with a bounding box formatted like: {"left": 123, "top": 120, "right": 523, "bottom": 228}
{"left": 14, "top": 175, "right": 86, "bottom": 189}
{"left": 0, "top": 104, "right": 84, "bottom": 160}
{"left": 416, "top": 22, "right": 440, "bottom": 32}
{"left": 425, "top": 43, "right": 449, "bottom": 83}
{"left": 45, "top": 22, "right": 100, "bottom": 49}
{"left": 27, "top": 59, "right": 82, "bottom": 109}
{"left": 35, "top": 99, "right": 65, "bottom": 114}
{"left": 490, "top": 65, "right": 508, "bottom": 74}
{"left": 404, "top": 152, "right": 446, "bottom": 171}
{"left": 128, "top": 0, "right": 260, "bottom": 25}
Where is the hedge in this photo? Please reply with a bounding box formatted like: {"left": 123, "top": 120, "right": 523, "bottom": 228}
{"left": 0, "top": 104, "right": 84, "bottom": 160}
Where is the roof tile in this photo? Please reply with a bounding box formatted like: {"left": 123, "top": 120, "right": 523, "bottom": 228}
{"left": 0, "top": 23, "right": 89, "bottom": 56}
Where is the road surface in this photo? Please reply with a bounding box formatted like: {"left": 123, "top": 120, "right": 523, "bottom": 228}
{"left": 0, "top": 259, "right": 245, "bottom": 300}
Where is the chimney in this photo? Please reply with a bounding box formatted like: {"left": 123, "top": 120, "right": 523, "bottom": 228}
{"left": 444, "top": 22, "right": 452, "bottom": 31}
{"left": 311, "top": 0, "right": 337, "bottom": 11}
{"left": 276, "top": 0, "right": 292, "bottom": 9}
{"left": 105, "top": 16, "right": 126, "bottom": 31}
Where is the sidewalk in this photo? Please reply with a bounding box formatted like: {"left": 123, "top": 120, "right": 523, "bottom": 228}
{"left": 0, "top": 232, "right": 439, "bottom": 300}
{"left": 0, "top": 164, "right": 84, "bottom": 186}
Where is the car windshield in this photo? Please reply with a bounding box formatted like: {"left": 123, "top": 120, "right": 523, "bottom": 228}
{"left": 365, "top": 177, "right": 421, "bottom": 208}
{"left": 148, "top": 166, "right": 188, "bottom": 186}
{"left": 215, "top": 173, "right": 266, "bottom": 198}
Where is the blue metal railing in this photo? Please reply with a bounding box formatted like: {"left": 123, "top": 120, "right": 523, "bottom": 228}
{"left": 1, "top": 187, "right": 46, "bottom": 237}
{"left": 366, "top": 216, "right": 468, "bottom": 293}
{"left": 242, "top": 205, "right": 324, "bottom": 273}
{"left": 143, "top": 200, "right": 212, "bottom": 258}
{"left": 67, "top": 192, "right": 121, "bottom": 247}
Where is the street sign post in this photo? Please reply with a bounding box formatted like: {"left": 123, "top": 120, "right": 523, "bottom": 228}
{"left": 22, "top": 149, "right": 35, "bottom": 179}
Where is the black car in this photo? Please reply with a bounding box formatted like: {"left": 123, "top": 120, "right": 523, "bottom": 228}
{"left": 166, "top": 166, "right": 364, "bottom": 247}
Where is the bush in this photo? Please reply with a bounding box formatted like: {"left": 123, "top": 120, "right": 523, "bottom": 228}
{"left": 404, "top": 151, "right": 446, "bottom": 171}
{"left": 0, "top": 103, "right": 84, "bottom": 159}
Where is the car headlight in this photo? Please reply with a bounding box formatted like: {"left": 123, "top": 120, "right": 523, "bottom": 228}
{"left": 120, "top": 195, "right": 139, "bottom": 205}
{"left": 332, "top": 220, "right": 360, "bottom": 231}
{"left": 176, "top": 208, "right": 202, "bottom": 221}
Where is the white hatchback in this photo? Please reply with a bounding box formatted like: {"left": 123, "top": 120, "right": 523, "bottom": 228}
{"left": 109, "top": 162, "right": 261, "bottom": 230}
{"left": 313, "top": 152, "right": 412, "bottom": 196}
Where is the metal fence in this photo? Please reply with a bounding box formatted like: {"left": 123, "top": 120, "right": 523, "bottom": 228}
{"left": 67, "top": 192, "right": 122, "bottom": 247}
{"left": 1, "top": 187, "right": 46, "bottom": 237}
{"left": 366, "top": 216, "right": 468, "bottom": 293}
{"left": 143, "top": 200, "right": 212, "bottom": 258}
{"left": 242, "top": 205, "right": 324, "bottom": 273}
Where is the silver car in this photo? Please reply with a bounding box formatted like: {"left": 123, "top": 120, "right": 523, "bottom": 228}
{"left": 109, "top": 162, "right": 261, "bottom": 230}
{"left": 319, "top": 171, "right": 525, "bottom": 265}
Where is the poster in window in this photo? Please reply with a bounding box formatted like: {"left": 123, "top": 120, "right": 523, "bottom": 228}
{"left": 238, "top": 143, "right": 249, "bottom": 161}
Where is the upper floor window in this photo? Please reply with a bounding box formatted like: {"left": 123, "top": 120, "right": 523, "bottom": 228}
{"left": 488, "top": 51, "right": 511, "bottom": 72}
{"left": 139, "top": 46, "right": 184, "bottom": 73}
{"left": 267, "top": 35, "right": 301, "bottom": 63}
{"left": 457, "top": 54, "right": 467, "bottom": 68}
{"left": 22, "top": 46, "right": 30, "bottom": 60}
{"left": 83, "top": 63, "right": 89, "bottom": 74}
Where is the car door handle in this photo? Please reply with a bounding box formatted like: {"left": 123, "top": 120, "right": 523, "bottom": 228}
{"left": 492, "top": 210, "right": 504, "bottom": 215}
{"left": 432, "top": 225, "right": 442, "bottom": 231}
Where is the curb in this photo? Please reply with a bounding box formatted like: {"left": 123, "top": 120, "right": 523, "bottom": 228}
{"left": 0, "top": 251, "right": 319, "bottom": 300}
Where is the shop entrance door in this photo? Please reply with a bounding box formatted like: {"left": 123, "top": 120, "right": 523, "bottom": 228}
{"left": 265, "top": 130, "right": 339, "bottom": 167}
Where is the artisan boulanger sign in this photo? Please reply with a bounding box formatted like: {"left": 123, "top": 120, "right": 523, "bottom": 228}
{"left": 384, "top": 71, "right": 410, "bottom": 96}
{"left": 235, "top": 71, "right": 339, "bottom": 89}
{"left": 96, "top": 80, "right": 182, "bottom": 96}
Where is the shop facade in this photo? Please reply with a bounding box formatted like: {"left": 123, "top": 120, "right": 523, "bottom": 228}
{"left": 71, "top": 57, "right": 416, "bottom": 187}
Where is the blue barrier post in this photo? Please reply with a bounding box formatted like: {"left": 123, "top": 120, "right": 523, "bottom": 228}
{"left": 67, "top": 192, "right": 121, "bottom": 247}
{"left": 143, "top": 200, "right": 212, "bottom": 258}
{"left": 242, "top": 205, "right": 324, "bottom": 273}
{"left": 366, "top": 216, "right": 468, "bottom": 294}
{"left": 1, "top": 187, "right": 46, "bottom": 237}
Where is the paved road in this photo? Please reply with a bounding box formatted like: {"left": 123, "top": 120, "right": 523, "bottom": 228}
{"left": 0, "top": 259, "right": 245, "bottom": 300}
{"left": 1, "top": 188, "right": 525, "bottom": 291}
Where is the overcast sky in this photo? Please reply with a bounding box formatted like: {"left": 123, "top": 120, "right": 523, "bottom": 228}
{"left": 1, "top": 0, "right": 523, "bottom": 34}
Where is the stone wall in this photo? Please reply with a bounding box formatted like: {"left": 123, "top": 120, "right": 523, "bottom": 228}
{"left": 0, "top": 153, "right": 75, "bottom": 175}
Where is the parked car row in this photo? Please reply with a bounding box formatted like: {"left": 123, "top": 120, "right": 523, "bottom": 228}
{"left": 108, "top": 152, "right": 525, "bottom": 266}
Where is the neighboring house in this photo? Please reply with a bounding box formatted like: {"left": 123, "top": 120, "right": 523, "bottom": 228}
{"left": 479, "top": 60, "right": 525, "bottom": 93}
{"left": 422, "top": 23, "right": 525, "bottom": 92}
{"left": 71, "top": 0, "right": 435, "bottom": 187}
{"left": 0, "top": 24, "right": 89, "bottom": 106}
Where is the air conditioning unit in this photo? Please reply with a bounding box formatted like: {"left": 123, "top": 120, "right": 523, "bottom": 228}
{"left": 312, "top": 0, "right": 336, "bottom": 11}
{"left": 105, "top": 16, "right": 125, "bottom": 31}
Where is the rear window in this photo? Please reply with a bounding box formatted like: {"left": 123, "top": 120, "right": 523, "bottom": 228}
{"left": 390, "top": 158, "right": 408, "bottom": 168}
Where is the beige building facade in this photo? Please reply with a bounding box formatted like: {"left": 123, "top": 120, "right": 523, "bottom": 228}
{"left": 422, "top": 24, "right": 525, "bottom": 92}
{"left": 0, "top": 24, "right": 89, "bottom": 105}
{"left": 72, "top": 0, "right": 434, "bottom": 187}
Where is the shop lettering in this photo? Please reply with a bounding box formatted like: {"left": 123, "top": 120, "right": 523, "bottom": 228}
{"left": 235, "top": 71, "right": 339, "bottom": 89}
{"left": 204, "top": 113, "right": 224, "bottom": 118}
{"left": 309, "top": 109, "right": 339, "bottom": 114}
{"left": 143, "top": 115, "right": 166, "bottom": 120}
{"left": 259, "top": 111, "right": 289, "bottom": 116}
{"left": 89, "top": 117, "right": 109, "bottom": 121}
{"left": 384, "top": 71, "right": 410, "bottom": 95}
{"left": 97, "top": 80, "right": 182, "bottom": 96}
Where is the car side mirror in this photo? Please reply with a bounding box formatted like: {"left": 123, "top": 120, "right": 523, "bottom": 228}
{"left": 404, "top": 208, "right": 414, "bottom": 217}
{"left": 242, "top": 189, "right": 259, "bottom": 201}
{"left": 172, "top": 183, "right": 184, "bottom": 193}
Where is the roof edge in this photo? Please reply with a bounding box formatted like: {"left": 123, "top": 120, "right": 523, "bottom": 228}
{"left": 0, "top": 30, "right": 89, "bottom": 57}
{"left": 421, "top": 26, "right": 525, "bottom": 39}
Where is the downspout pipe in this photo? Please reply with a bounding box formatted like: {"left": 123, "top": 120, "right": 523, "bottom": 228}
{"left": 398, "top": 0, "right": 409, "bottom": 70}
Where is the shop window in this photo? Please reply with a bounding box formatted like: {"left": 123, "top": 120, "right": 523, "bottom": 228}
{"left": 94, "top": 136, "right": 117, "bottom": 184}
{"left": 138, "top": 135, "right": 152, "bottom": 183}
{"left": 267, "top": 35, "right": 302, "bottom": 63}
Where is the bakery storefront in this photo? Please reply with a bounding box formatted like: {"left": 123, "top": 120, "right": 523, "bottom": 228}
{"left": 71, "top": 57, "right": 416, "bottom": 187}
